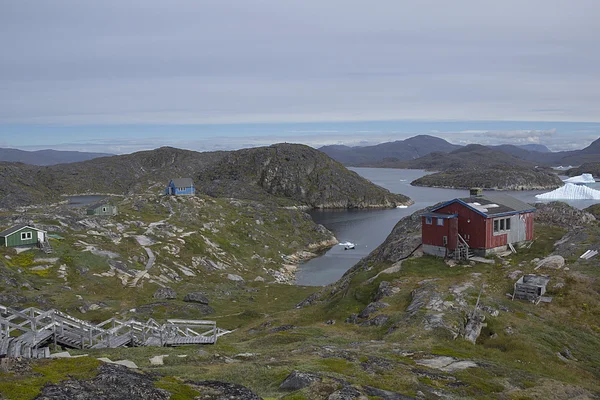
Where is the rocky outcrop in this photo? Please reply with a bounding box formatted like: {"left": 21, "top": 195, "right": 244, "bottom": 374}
{"left": 188, "top": 380, "right": 262, "bottom": 399}
{"left": 196, "top": 143, "right": 412, "bottom": 209}
{"left": 412, "top": 166, "right": 562, "bottom": 190}
{"left": 535, "top": 202, "right": 596, "bottom": 228}
{"left": 183, "top": 292, "right": 210, "bottom": 304}
{"left": 36, "top": 364, "right": 170, "bottom": 400}
{"left": 153, "top": 287, "right": 176, "bottom": 300}
{"left": 535, "top": 255, "right": 565, "bottom": 270}
{"left": 279, "top": 370, "right": 322, "bottom": 390}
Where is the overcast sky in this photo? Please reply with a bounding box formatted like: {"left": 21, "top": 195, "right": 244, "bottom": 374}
{"left": 1, "top": 0, "right": 599, "bottom": 153}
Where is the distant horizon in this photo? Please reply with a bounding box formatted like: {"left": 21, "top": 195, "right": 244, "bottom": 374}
{"left": 0, "top": 121, "right": 597, "bottom": 155}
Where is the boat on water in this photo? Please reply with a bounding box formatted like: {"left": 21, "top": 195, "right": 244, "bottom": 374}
{"left": 344, "top": 243, "right": 355, "bottom": 250}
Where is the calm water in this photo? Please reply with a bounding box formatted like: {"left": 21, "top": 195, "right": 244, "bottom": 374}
{"left": 295, "top": 168, "right": 600, "bottom": 286}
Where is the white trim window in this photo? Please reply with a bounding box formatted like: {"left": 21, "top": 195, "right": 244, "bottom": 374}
{"left": 425, "top": 216, "right": 433, "bottom": 225}
{"left": 102, "top": 207, "right": 107, "bottom": 212}
{"left": 21, "top": 231, "right": 32, "bottom": 240}
{"left": 493, "top": 217, "right": 512, "bottom": 234}
{"left": 436, "top": 218, "right": 444, "bottom": 226}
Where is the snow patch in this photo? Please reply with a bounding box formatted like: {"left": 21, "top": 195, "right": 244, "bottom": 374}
{"left": 536, "top": 183, "right": 600, "bottom": 200}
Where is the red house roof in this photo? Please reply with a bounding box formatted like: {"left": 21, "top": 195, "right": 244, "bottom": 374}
{"left": 431, "top": 194, "right": 536, "bottom": 218}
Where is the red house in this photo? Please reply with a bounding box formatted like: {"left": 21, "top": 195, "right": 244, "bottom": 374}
{"left": 421, "top": 190, "right": 535, "bottom": 259}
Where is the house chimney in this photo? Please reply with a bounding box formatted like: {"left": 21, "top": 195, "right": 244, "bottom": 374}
{"left": 470, "top": 187, "right": 483, "bottom": 197}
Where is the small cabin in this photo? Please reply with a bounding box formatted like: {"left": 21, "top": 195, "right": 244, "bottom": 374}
{"left": 421, "top": 189, "right": 535, "bottom": 259}
{"left": 513, "top": 274, "right": 550, "bottom": 301}
{"left": 0, "top": 225, "right": 47, "bottom": 248}
{"left": 86, "top": 201, "right": 117, "bottom": 216}
{"left": 166, "top": 178, "right": 195, "bottom": 195}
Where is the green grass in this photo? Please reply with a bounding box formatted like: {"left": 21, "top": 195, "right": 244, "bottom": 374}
{"left": 0, "top": 358, "right": 101, "bottom": 400}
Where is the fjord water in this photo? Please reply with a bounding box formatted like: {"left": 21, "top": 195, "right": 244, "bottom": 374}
{"left": 295, "top": 168, "right": 600, "bottom": 286}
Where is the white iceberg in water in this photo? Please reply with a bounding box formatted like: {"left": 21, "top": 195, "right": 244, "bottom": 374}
{"left": 536, "top": 183, "right": 600, "bottom": 200}
{"left": 564, "top": 173, "right": 595, "bottom": 184}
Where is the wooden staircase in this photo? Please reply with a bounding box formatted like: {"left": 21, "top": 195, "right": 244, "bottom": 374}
{"left": 38, "top": 239, "right": 53, "bottom": 254}
{"left": 0, "top": 304, "right": 232, "bottom": 359}
{"left": 448, "top": 234, "right": 474, "bottom": 261}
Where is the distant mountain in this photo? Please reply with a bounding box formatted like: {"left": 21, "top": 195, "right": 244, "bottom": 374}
{"left": 399, "top": 145, "right": 562, "bottom": 190}
{"left": 368, "top": 144, "right": 537, "bottom": 170}
{"left": 0, "top": 148, "right": 113, "bottom": 165}
{"left": 319, "top": 135, "right": 461, "bottom": 166}
{"left": 517, "top": 144, "right": 551, "bottom": 153}
{"left": 0, "top": 145, "right": 410, "bottom": 210}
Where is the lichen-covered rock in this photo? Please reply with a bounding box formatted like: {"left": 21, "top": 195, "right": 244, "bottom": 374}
{"left": 189, "top": 380, "right": 261, "bottom": 399}
{"left": 359, "top": 315, "right": 390, "bottom": 327}
{"left": 536, "top": 255, "right": 565, "bottom": 270}
{"left": 36, "top": 364, "right": 170, "bottom": 400}
{"left": 153, "top": 287, "right": 176, "bottom": 300}
{"left": 535, "top": 202, "right": 596, "bottom": 229}
{"left": 374, "top": 281, "right": 402, "bottom": 301}
{"left": 358, "top": 302, "right": 389, "bottom": 319}
{"left": 279, "top": 370, "right": 322, "bottom": 390}
{"left": 183, "top": 292, "right": 210, "bottom": 304}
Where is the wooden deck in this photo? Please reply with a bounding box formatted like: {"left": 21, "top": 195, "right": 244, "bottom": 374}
{"left": 0, "top": 304, "right": 232, "bottom": 359}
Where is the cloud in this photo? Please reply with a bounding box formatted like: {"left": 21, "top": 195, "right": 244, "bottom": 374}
{"left": 1, "top": 0, "right": 599, "bottom": 126}
{"left": 478, "top": 129, "right": 556, "bottom": 139}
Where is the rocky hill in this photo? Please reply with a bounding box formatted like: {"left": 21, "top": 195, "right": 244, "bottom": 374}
{"left": 367, "top": 145, "right": 564, "bottom": 190}
{"left": 0, "top": 148, "right": 112, "bottom": 165}
{"left": 196, "top": 143, "right": 411, "bottom": 208}
{"left": 412, "top": 166, "right": 563, "bottom": 190}
{"left": 565, "top": 162, "right": 600, "bottom": 177}
{"left": 0, "top": 145, "right": 410, "bottom": 210}
{"left": 319, "top": 135, "right": 461, "bottom": 166}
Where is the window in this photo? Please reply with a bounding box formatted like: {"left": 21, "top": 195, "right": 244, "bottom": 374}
{"left": 425, "top": 217, "right": 432, "bottom": 225}
{"left": 21, "top": 232, "right": 32, "bottom": 240}
{"left": 436, "top": 218, "right": 444, "bottom": 226}
{"left": 493, "top": 217, "right": 512, "bottom": 234}
{"left": 102, "top": 207, "right": 107, "bottom": 212}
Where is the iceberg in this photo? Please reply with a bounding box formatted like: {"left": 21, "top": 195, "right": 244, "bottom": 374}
{"left": 536, "top": 183, "right": 600, "bottom": 200}
{"left": 563, "top": 173, "right": 595, "bottom": 184}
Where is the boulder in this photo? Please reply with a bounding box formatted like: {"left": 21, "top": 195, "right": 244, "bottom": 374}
{"left": 153, "top": 287, "right": 177, "bottom": 300}
{"left": 328, "top": 386, "right": 364, "bottom": 399}
{"left": 227, "top": 274, "right": 244, "bottom": 282}
{"left": 189, "top": 380, "right": 261, "bottom": 399}
{"left": 359, "top": 315, "right": 390, "bottom": 327}
{"left": 279, "top": 370, "right": 322, "bottom": 391}
{"left": 183, "top": 292, "right": 210, "bottom": 304}
{"left": 358, "top": 302, "right": 389, "bottom": 319}
{"left": 536, "top": 255, "right": 565, "bottom": 270}
{"left": 374, "top": 281, "right": 401, "bottom": 301}
{"left": 36, "top": 364, "right": 168, "bottom": 400}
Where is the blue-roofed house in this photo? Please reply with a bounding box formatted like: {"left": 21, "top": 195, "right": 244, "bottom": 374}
{"left": 165, "top": 178, "right": 195, "bottom": 195}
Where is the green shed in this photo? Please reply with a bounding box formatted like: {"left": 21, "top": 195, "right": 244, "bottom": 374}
{"left": 86, "top": 201, "right": 117, "bottom": 216}
{"left": 0, "top": 225, "right": 47, "bottom": 248}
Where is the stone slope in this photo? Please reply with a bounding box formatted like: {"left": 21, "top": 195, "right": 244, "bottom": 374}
{"left": 197, "top": 143, "right": 411, "bottom": 208}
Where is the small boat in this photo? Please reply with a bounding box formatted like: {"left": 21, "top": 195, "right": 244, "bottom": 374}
{"left": 344, "top": 243, "right": 355, "bottom": 250}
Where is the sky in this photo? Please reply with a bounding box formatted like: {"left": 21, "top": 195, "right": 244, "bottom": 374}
{"left": 1, "top": 0, "right": 599, "bottom": 154}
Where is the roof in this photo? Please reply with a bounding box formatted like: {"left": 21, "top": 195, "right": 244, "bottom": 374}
{"left": 517, "top": 274, "right": 550, "bottom": 287}
{"left": 170, "top": 178, "right": 194, "bottom": 187}
{"left": 421, "top": 212, "right": 458, "bottom": 219}
{"left": 86, "top": 200, "right": 112, "bottom": 210}
{"left": 0, "top": 224, "right": 44, "bottom": 237}
{"left": 432, "top": 194, "right": 536, "bottom": 218}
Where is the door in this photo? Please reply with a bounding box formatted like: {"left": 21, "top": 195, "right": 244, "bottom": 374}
{"left": 448, "top": 217, "right": 458, "bottom": 249}
{"left": 37, "top": 231, "right": 45, "bottom": 243}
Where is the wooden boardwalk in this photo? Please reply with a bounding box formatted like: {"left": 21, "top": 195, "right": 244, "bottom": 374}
{"left": 0, "top": 304, "right": 231, "bottom": 359}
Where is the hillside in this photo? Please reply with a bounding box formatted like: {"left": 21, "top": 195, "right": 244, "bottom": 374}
{"left": 319, "top": 135, "right": 461, "bottom": 166}
{"left": 0, "top": 148, "right": 113, "bottom": 165}
{"left": 565, "top": 162, "right": 600, "bottom": 177}
{"left": 321, "top": 135, "right": 600, "bottom": 167}
{"left": 412, "top": 166, "right": 563, "bottom": 190}
{"left": 0, "top": 145, "right": 410, "bottom": 210}
{"left": 196, "top": 143, "right": 411, "bottom": 208}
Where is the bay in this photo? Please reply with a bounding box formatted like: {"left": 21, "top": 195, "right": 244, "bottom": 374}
{"left": 295, "top": 168, "right": 600, "bottom": 286}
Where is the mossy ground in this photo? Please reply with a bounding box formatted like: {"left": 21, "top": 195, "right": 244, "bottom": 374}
{"left": 1, "top": 205, "right": 599, "bottom": 399}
